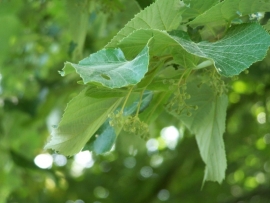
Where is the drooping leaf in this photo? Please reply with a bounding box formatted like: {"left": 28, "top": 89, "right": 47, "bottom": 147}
{"left": 61, "top": 45, "right": 149, "bottom": 88}
{"left": 44, "top": 88, "right": 122, "bottom": 156}
{"left": 170, "top": 82, "right": 228, "bottom": 183}
{"left": 106, "top": 0, "right": 186, "bottom": 48}
{"left": 182, "top": 0, "right": 219, "bottom": 22}
{"left": 170, "top": 23, "right": 270, "bottom": 77}
{"left": 188, "top": 0, "right": 270, "bottom": 27}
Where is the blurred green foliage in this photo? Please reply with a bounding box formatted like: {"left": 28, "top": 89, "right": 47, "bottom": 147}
{"left": 1, "top": 0, "right": 270, "bottom": 203}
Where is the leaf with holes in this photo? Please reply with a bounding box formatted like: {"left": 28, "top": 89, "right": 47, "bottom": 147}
{"left": 170, "top": 23, "right": 270, "bottom": 77}
{"left": 61, "top": 45, "right": 149, "bottom": 89}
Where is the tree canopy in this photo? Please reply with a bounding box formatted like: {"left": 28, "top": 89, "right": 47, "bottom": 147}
{"left": 1, "top": 0, "right": 270, "bottom": 203}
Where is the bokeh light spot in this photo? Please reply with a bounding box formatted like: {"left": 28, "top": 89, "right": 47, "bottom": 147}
{"left": 146, "top": 138, "right": 159, "bottom": 152}
{"left": 53, "top": 154, "right": 67, "bottom": 167}
{"left": 150, "top": 154, "right": 163, "bottom": 168}
{"left": 157, "top": 189, "right": 170, "bottom": 201}
{"left": 160, "top": 126, "right": 180, "bottom": 150}
{"left": 140, "top": 166, "right": 153, "bottom": 178}
{"left": 93, "top": 186, "right": 109, "bottom": 199}
{"left": 256, "top": 138, "right": 266, "bottom": 150}
{"left": 124, "top": 157, "right": 136, "bottom": 169}
{"left": 257, "top": 112, "right": 266, "bottom": 124}
{"left": 34, "top": 153, "right": 53, "bottom": 169}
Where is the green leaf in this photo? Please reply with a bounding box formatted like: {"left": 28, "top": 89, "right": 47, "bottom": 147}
{"left": 118, "top": 29, "right": 199, "bottom": 68}
{"left": 106, "top": 0, "right": 186, "bottom": 48}
{"left": 139, "top": 92, "right": 171, "bottom": 123}
{"left": 61, "top": 45, "right": 150, "bottom": 88}
{"left": 263, "top": 19, "right": 270, "bottom": 32}
{"left": 85, "top": 86, "right": 128, "bottom": 98}
{"left": 171, "top": 82, "right": 228, "bottom": 183}
{"left": 170, "top": 23, "right": 270, "bottom": 77}
{"left": 44, "top": 88, "right": 122, "bottom": 156}
{"left": 182, "top": 0, "right": 219, "bottom": 22}
{"left": 83, "top": 120, "right": 116, "bottom": 155}
{"left": 188, "top": 0, "right": 270, "bottom": 27}
{"left": 124, "top": 90, "right": 153, "bottom": 116}
{"left": 66, "top": 0, "right": 90, "bottom": 60}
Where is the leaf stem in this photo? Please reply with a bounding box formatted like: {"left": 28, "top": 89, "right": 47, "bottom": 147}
{"left": 120, "top": 87, "right": 134, "bottom": 113}
{"left": 135, "top": 89, "right": 146, "bottom": 116}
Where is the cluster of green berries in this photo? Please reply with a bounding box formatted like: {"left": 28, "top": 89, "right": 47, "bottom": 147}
{"left": 123, "top": 116, "right": 149, "bottom": 140}
{"left": 108, "top": 111, "right": 125, "bottom": 128}
{"left": 209, "top": 72, "right": 227, "bottom": 96}
{"left": 164, "top": 80, "right": 198, "bottom": 116}
{"left": 108, "top": 111, "right": 149, "bottom": 140}
{"left": 198, "top": 68, "right": 228, "bottom": 96}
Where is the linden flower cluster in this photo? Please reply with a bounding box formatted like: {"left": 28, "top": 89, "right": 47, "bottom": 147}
{"left": 108, "top": 111, "right": 149, "bottom": 140}
{"left": 164, "top": 79, "right": 198, "bottom": 116}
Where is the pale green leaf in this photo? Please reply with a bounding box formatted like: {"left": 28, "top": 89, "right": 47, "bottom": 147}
{"left": 61, "top": 45, "right": 149, "bottom": 88}
{"left": 182, "top": 0, "right": 219, "bottom": 22}
{"left": 171, "top": 82, "right": 228, "bottom": 183}
{"left": 189, "top": 0, "right": 270, "bottom": 27}
{"left": 106, "top": 0, "right": 186, "bottom": 48}
{"left": 170, "top": 23, "right": 270, "bottom": 77}
{"left": 44, "top": 88, "right": 122, "bottom": 156}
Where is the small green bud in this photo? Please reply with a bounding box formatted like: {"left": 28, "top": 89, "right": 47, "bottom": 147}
{"left": 182, "top": 85, "right": 187, "bottom": 90}
{"left": 185, "top": 94, "right": 191, "bottom": 99}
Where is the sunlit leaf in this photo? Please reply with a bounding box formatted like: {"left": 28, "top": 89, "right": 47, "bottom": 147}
{"left": 44, "top": 88, "right": 122, "bottom": 156}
